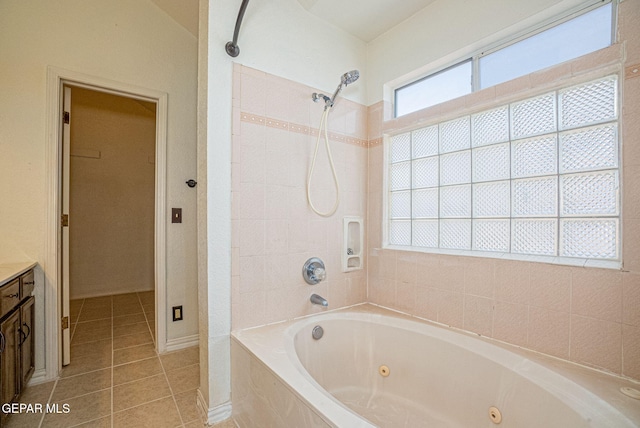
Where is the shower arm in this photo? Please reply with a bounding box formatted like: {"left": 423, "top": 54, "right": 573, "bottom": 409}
{"left": 225, "top": 0, "right": 250, "bottom": 58}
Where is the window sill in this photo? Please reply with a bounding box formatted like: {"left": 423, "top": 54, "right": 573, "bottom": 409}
{"left": 383, "top": 245, "right": 622, "bottom": 270}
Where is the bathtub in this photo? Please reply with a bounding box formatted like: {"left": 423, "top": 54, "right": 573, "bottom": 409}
{"left": 231, "top": 305, "right": 640, "bottom": 427}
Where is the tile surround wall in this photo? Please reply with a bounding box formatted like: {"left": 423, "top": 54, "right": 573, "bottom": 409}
{"left": 367, "top": 0, "right": 640, "bottom": 383}
{"left": 231, "top": 64, "right": 368, "bottom": 330}
{"left": 231, "top": 3, "right": 640, "bottom": 383}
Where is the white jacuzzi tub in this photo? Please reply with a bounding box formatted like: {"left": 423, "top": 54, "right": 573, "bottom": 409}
{"left": 231, "top": 304, "right": 640, "bottom": 427}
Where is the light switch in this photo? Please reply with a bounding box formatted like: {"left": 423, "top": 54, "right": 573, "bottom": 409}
{"left": 172, "top": 208, "right": 182, "bottom": 223}
{"left": 172, "top": 305, "right": 183, "bottom": 321}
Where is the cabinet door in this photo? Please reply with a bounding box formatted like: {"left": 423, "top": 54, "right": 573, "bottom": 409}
{"left": 1, "top": 309, "right": 21, "bottom": 410}
{"left": 20, "top": 296, "right": 35, "bottom": 386}
{"left": 20, "top": 296, "right": 35, "bottom": 389}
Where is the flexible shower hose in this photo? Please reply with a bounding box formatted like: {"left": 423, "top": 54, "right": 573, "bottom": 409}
{"left": 306, "top": 108, "right": 340, "bottom": 217}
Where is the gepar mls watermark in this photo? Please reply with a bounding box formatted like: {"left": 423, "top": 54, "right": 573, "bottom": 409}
{"left": 2, "top": 403, "right": 70, "bottom": 414}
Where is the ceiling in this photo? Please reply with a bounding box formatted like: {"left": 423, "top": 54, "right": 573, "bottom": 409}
{"left": 151, "top": 0, "right": 199, "bottom": 37}
{"left": 296, "top": 0, "right": 437, "bottom": 42}
{"left": 151, "top": 0, "right": 438, "bottom": 42}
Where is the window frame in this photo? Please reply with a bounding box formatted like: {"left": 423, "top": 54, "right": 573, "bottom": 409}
{"left": 393, "top": 0, "right": 617, "bottom": 119}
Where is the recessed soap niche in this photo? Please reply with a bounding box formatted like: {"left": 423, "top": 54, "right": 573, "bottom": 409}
{"left": 342, "top": 216, "right": 363, "bottom": 272}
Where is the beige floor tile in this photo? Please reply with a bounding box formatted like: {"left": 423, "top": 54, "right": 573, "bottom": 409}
{"left": 160, "top": 346, "right": 199, "bottom": 372}
{"left": 173, "top": 389, "right": 200, "bottom": 423}
{"left": 71, "top": 338, "right": 112, "bottom": 359}
{"left": 112, "top": 292, "right": 139, "bottom": 304}
{"left": 113, "top": 396, "right": 182, "bottom": 428}
{"left": 137, "top": 291, "right": 154, "bottom": 305}
{"left": 83, "top": 296, "right": 112, "bottom": 306}
{"left": 113, "top": 303, "right": 143, "bottom": 317}
{"left": 142, "top": 303, "right": 154, "bottom": 314}
{"left": 52, "top": 368, "right": 111, "bottom": 401}
{"left": 71, "top": 321, "right": 112, "bottom": 345}
{"left": 114, "top": 343, "right": 157, "bottom": 366}
{"left": 113, "top": 357, "right": 163, "bottom": 385}
{"left": 61, "top": 352, "right": 112, "bottom": 378}
{"left": 184, "top": 421, "right": 208, "bottom": 428}
{"left": 113, "top": 321, "right": 151, "bottom": 338}
{"left": 113, "top": 374, "right": 172, "bottom": 412}
{"left": 18, "top": 380, "right": 55, "bottom": 404}
{"left": 113, "top": 313, "right": 147, "bottom": 327}
{"left": 113, "top": 331, "right": 153, "bottom": 350}
{"left": 211, "top": 419, "right": 237, "bottom": 428}
{"left": 74, "top": 415, "right": 112, "bottom": 427}
{"left": 77, "top": 306, "right": 112, "bottom": 322}
{"left": 42, "top": 389, "right": 111, "bottom": 428}
{"left": 4, "top": 412, "right": 45, "bottom": 428}
{"left": 165, "top": 364, "right": 199, "bottom": 395}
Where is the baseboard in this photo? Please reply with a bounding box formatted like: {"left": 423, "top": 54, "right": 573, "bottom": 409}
{"left": 164, "top": 334, "right": 199, "bottom": 352}
{"left": 197, "top": 389, "right": 232, "bottom": 426}
{"left": 27, "top": 369, "right": 48, "bottom": 386}
{"left": 70, "top": 288, "right": 154, "bottom": 300}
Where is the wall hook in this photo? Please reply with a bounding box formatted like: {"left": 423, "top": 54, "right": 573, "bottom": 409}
{"left": 186, "top": 179, "right": 197, "bottom": 188}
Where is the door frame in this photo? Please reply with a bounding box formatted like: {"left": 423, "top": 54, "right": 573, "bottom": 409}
{"left": 45, "top": 66, "right": 168, "bottom": 377}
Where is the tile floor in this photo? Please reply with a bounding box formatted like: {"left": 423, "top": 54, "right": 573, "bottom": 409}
{"left": 5, "top": 292, "right": 236, "bottom": 428}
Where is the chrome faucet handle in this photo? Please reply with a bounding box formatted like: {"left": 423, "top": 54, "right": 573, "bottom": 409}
{"left": 312, "top": 267, "right": 326, "bottom": 282}
{"left": 303, "top": 257, "right": 326, "bottom": 285}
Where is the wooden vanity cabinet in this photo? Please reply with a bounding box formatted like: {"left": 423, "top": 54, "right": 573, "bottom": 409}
{"left": 0, "top": 308, "right": 21, "bottom": 408}
{"left": 0, "top": 269, "right": 36, "bottom": 426}
{"left": 19, "top": 296, "right": 35, "bottom": 385}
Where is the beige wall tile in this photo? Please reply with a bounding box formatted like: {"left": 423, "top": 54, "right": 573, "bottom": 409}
{"left": 571, "top": 268, "right": 622, "bottom": 322}
{"left": 529, "top": 307, "right": 570, "bottom": 359}
{"left": 622, "top": 324, "right": 640, "bottom": 380}
{"left": 493, "top": 301, "right": 528, "bottom": 347}
{"left": 529, "top": 263, "right": 572, "bottom": 312}
{"left": 464, "top": 258, "right": 495, "bottom": 298}
{"left": 623, "top": 219, "right": 640, "bottom": 272}
{"left": 619, "top": 1, "right": 640, "bottom": 63}
{"left": 623, "top": 273, "right": 640, "bottom": 326}
{"left": 463, "top": 295, "right": 494, "bottom": 337}
{"left": 494, "top": 260, "right": 531, "bottom": 305}
{"left": 396, "top": 251, "right": 417, "bottom": 285}
{"left": 571, "top": 315, "right": 622, "bottom": 374}
{"left": 622, "top": 77, "right": 640, "bottom": 167}
{"left": 435, "top": 256, "right": 465, "bottom": 293}
{"left": 395, "top": 283, "right": 417, "bottom": 313}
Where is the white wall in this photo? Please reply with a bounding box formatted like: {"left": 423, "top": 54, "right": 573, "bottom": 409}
{"left": 0, "top": 0, "right": 198, "bottom": 378}
{"left": 198, "top": 0, "right": 366, "bottom": 422}
{"left": 365, "top": 0, "right": 592, "bottom": 105}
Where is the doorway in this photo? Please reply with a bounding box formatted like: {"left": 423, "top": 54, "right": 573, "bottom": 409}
{"left": 46, "top": 67, "right": 169, "bottom": 376}
{"left": 62, "top": 87, "right": 157, "bottom": 367}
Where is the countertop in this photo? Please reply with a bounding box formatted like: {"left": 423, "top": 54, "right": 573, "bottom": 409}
{"left": 0, "top": 261, "right": 37, "bottom": 287}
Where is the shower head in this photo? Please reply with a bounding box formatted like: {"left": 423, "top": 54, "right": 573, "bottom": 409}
{"left": 326, "top": 69, "right": 360, "bottom": 109}
{"left": 341, "top": 70, "right": 360, "bottom": 86}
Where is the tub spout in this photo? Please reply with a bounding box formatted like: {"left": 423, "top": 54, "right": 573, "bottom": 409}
{"left": 310, "top": 294, "right": 328, "bottom": 307}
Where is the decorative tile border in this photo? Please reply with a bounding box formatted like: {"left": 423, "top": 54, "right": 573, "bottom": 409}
{"left": 240, "top": 111, "right": 370, "bottom": 148}
{"left": 625, "top": 63, "right": 640, "bottom": 80}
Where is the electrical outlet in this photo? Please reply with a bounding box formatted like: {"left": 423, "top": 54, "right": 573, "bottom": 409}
{"left": 172, "top": 305, "right": 183, "bottom": 321}
{"left": 172, "top": 208, "right": 182, "bottom": 223}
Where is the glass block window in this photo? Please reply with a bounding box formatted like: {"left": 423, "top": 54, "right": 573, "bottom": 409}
{"left": 387, "top": 75, "right": 619, "bottom": 260}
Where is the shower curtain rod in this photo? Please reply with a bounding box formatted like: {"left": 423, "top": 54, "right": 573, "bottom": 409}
{"left": 225, "top": 0, "right": 250, "bottom": 57}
